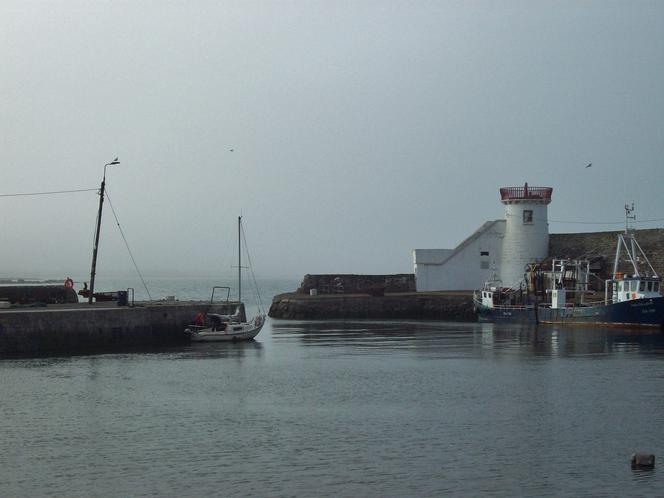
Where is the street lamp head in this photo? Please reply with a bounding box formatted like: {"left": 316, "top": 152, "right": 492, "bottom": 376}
{"left": 102, "top": 157, "right": 119, "bottom": 182}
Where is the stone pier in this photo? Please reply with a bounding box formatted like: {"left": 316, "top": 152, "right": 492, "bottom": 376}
{"left": 269, "top": 291, "right": 475, "bottom": 321}
{"left": 0, "top": 301, "right": 241, "bottom": 355}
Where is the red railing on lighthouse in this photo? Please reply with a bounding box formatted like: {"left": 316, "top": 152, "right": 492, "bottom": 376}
{"left": 500, "top": 183, "right": 552, "bottom": 201}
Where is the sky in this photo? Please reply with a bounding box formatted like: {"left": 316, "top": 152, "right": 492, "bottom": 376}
{"left": 2, "top": 0, "right": 663, "bottom": 280}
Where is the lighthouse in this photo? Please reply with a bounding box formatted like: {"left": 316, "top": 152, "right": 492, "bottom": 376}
{"left": 499, "top": 183, "right": 553, "bottom": 289}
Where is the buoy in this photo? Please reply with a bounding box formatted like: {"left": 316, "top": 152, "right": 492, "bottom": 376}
{"left": 631, "top": 453, "right": 655, "bottom": 469}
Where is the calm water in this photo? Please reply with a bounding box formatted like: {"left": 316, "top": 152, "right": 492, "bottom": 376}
{"left": 2, "top": 279, "right": 664, "bottom": 496}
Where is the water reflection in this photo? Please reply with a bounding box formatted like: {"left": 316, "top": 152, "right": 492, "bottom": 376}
{"left": 271, "top": 319, "right": 664, "bottom": 358}
{"left": 507, "top": 324, "right": 664, "bottom": 357}
{"left": 181, "top": 340, "right": 264, "bottom": 361}
{"left": 271, "top": 320, "right": 478, "bottom": 358}
{"left": 631, "top": 468, "right": 657, "bottom": 482}
{"left": 0, "top": 339, "right": 266, "bottom": 363}
{"left": 3, "top": 319, "right": 664, "bottom": 497}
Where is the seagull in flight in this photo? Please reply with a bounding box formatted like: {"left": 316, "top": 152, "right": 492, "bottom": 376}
{"left": 585, "top": 162, "right": 592, "bottom": 168}
{"left": 229, "top": 149, "right": 234, "bottom": 152}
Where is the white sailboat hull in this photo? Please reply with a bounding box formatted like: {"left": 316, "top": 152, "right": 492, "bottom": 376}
{"left": 186, "top": 315, "right": 265, "bottom": 342}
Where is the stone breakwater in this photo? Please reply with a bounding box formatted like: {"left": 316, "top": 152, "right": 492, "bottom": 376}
{"left": 269, "top": 292, "right": 476, "bottom": 321}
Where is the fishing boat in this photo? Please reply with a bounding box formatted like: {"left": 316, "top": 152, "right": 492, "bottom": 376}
{"left": 185, "top": 216, "right": 266, "bottom": 342}
{"left": 474, "top": 205, "right": 664, "bottom": 328}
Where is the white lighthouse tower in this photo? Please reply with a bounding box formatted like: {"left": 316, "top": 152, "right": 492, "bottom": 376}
{"left": 499, "top": 183, "right": 553, "bottom": 289}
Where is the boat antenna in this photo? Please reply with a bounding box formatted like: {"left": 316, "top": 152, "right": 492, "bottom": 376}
{"left": 624, "top": 202, "right": 635, "bottom": 233}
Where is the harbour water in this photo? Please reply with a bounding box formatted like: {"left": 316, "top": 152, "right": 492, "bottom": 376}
{"left": 1, "top": 278, "right": 664, "bottom": 496}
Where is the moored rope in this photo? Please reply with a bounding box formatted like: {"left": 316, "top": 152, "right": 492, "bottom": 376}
{"left": 240, "top": 221, "right": 266, "bottom": 316}
{"left": 105, "top": 189, "right": 153, "bottom": 301}
{"left": 0, "top": 188, "right": 98, "bottom": 197}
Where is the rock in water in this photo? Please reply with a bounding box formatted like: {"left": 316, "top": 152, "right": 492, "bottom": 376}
{"left": 631, "top": 453, "right": 655, "bottom": 469}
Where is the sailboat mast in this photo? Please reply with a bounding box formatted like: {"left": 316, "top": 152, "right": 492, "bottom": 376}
{"left": 238, "top": 215, "right": 242, "bottom": 303}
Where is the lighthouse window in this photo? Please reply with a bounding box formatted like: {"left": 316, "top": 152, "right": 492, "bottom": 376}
{"left": 480, "top": 251, "right": 489, "bottom": 256}
{"left": 523, "top": 210, "right": 533, "bottom": 224}
{"left": 639, "top": 282, "right": 645, "bottom": 292}
{"left": 655, "top": 282, "right": 660, "bottom": 292}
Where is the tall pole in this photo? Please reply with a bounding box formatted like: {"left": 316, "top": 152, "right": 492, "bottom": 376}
{"left": 238, "top": 215, "right": 242, "bottom": 303}
{"left": 88, "top": 158, "right": 119, "bottom": 304}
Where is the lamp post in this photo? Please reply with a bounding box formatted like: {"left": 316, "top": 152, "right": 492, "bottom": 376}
{"left": 88, "top": 158, "right": 120, "bottom": 304}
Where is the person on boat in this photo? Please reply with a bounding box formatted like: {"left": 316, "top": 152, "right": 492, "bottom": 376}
{"left": 194, "top": 312, "right": 205, "bottom": 326}
{"left": 78, "top": 282, "right": 90, "bottom": 297}
{"left": 208, "top": 314, "right": 224, "bottom": 332}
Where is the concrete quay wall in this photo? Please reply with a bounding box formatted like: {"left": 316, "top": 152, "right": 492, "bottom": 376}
{"left": 0, "top": 301, "right": 233, "bottom": 355}
{"left": 269, "top": 292, "right": 476, "bottom": 321}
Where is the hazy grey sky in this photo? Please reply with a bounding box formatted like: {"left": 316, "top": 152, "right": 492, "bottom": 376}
{"left": 2, "top": 0, "right": 663, "bottom": 280}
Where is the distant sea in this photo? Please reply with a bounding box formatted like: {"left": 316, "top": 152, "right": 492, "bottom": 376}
{"left": 0, "top": 274, "right": 300, "bottom": 312}
{"left": 90, "top": 275, "right": 300, "bottom": 311}
{"left": 2, "top": 277, "right": 664, "bottom": 496}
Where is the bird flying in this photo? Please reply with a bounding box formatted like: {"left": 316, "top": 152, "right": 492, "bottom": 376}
{"left": 586, "top": 163, "right": 592, "bottom": 168}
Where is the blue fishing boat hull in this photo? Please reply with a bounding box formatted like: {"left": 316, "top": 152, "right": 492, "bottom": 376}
{"left": 477, "top": 297, "right": 664, "bottom": 328}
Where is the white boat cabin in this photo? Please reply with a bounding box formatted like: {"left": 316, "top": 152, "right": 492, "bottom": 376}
{"left": 480, "top": 286, "right": 498, "bottom": 308}
{"left": 609, "top": 276, "right": 661, "bottom": 304}
{"left": 477, "top": 280, "right": 517, "bottom": 309}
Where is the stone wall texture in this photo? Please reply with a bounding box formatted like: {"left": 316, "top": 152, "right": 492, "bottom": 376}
{"left": 297, "top": 274, "right": 416, "bottom": 295}
{"left": 549, "top": 229, "right": 664, "bottom": 280}
{"left": 0, "top": 301, "right": 240, "bottom": 354}
{"left": 269, "top": 292, "right": 475, "bottom": 321}
{"left": 0, "top": 285, "right": 78, "bottom": 304}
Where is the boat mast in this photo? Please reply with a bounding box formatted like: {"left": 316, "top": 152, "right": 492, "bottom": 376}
{"left": 612, "top": 203, "right": 657, "bottom": 279}
{"left": 88, "top": 158, "right": 119, "bottom": 304}
{"left": 238, "top": 215, "right": 242, "bottom": 303}
{"left": 625, "top": 203, "right": 639, "bottom": 275}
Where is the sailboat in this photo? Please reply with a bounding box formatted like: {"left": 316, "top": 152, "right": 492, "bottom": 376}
{"left": 185, "top": 216, "right": 266, "bottom": 342}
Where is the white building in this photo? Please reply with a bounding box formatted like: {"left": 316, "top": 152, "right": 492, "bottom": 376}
{"left": 413, "top": 183, "right": 553, "bottom": 291}
{"left": 413, "top": 220, "right": 505, "bottom": 291}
